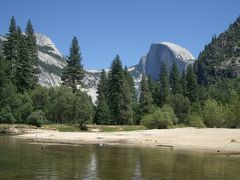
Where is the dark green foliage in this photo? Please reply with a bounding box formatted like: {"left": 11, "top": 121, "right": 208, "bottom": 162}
{"left": 159, "top": 63, "right": 170, "bottom": 106}
{"left": 0, "top": 55, "right": 8, "bottom": 87}
{"left": 169, "top": 63, "right": 181, "bottom": 94}
{"left": 186, "top": 113, "right": 205, "bottom": 128}
{"left": 226, "top": 96, "right": 240, "bottom": 128}
{"left": 186, "top": 65, "right": 198, "bottom": 102}
{"left": 47, "top": 86, "right": 74, "bottom": 123}
{"left": 39, "top": 61, "right": 62, "bottom": 76}
{"left": 124, "top": 66, "right": 137, "bottom": 103}
{"left": 61, "top": 36, "right": 84, "bottom": 93}
{"left": 31, "top": 86, "right": 50, "bottom": 113}
{"left": 0, "top": 107, "right": 15, "bottom": 124}
{"left": 108, "top": 55, "right": 133, "bottom": 125}
{"left": 25, "top": 19, "right": 39, "bottom": 86}
{"left": 147, "top": 75, "right": 159, "bottom": 105}
{"left": 181, "top": 71, "right": 187, "bottom": 96}
{"left": 139, "top": 75, "right": 153, "bottom": 122}
{"left": 166, "top": 94, "right": 190, "bottom": 123}
{"left": 94, "top": 95, "right": 110, "bottom": 125}
{"left": 202, "top": 99, "right": 226, "bottom": 128}
{"left": 15, "top": 27, "right": 34, "bottom": 93}
{"left": 3, "top": 17, "right": 39, "bottom": 93}
{"left": 0, "top": 83, "right": 21, "bottom": 123}
{"left": 73, "top": 91, "right": 93, "bottom": 127}
{"left": 27, "top": 110, "right": 46, "bottom": 127}
{"left": 94, "top": 70, "right": 111, "bottom": 125}
{"left": 141, "top": 106, "right": 175, "bottom": 129}
{"left": 18, "top": 93, "right": 33, "bottom": 123}
{"left": 3, "top": 16, "right": 18, "bottom": 80}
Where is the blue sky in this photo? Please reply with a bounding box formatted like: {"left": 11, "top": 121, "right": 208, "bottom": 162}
{"left": 0, "top": 0, "right": 239, "bottom": 69}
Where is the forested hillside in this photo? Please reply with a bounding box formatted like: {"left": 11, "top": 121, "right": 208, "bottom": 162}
{"left": 197, "top": 16, "right": 240, "bottom": 84}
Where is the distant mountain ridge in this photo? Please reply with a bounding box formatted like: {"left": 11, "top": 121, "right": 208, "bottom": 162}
{"left": 0, "top": 33, "right": 195, "bottom": 102}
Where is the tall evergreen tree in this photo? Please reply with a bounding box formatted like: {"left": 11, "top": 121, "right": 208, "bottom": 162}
{"left": 159, "top": 63, "right": 170, "bottom": 106}
{"left": 186, "top": 64, "right": 198, "bottom": 102}
{"left": 15, "top": 26, "right": 33, "bottom": 93}
{"left": 169, "top": 62, "right": 181, "bottom": 94}
{"left": 25, "top": 19, "right": 39, "bottom": 86}
{"left": 139, "top": 75, "right": 153, "bottom": 123}
{"left": 181, "top": 70, "right": 187, "bottom": 96}
{"left": 94, "top": 70, "right": 111, "bottom": 125}
{"left": 3, "top": 16, "right": 18, "bottom": 80}
{"left": 61, "top": 36, "right": 84, "bottom": 93}
{"left": 108, "top": 55, "right": 133, "bottom": 125}
{"left": 147, "top": 75, "right": 159, "bottom": 105}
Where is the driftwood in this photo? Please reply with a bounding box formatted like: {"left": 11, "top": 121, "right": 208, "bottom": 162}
{"left": 156, "top": 144, "right": 174, "bottom": 150}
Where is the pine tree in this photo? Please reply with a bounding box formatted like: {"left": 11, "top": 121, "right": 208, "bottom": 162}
{"left": 25, "top": 19, "right": 39, "bottom": 86}
{"left": 108, "top": 55, "right": 133, "bottom": 125}
{"left": 159, "top": 63, "right": 170, "bottom": 106}
{"left": 147, "top": 75, "right": 159, "bottom": 105}
{"left": 186, "top": 64, "right": 198, "bottom": 102}
{"left": 3, "top": 16, "right": 18, "bottom": 80}
{"left": 61, "top": 36, "right": 84, "bottom": 93}
{"left": 15, "top": 26, "right": 33, "bottom": 93}
{"left": 181, "top": 71, "right": 187, "bottom": 96}
{"left": 139, "top": 75, "right": 153, "bottom": 123}
{"left": 170, "top": 62, "right": 181, "bottom": 94}
{"left": 94, "top": 70, "right": 111, "bottom": 124}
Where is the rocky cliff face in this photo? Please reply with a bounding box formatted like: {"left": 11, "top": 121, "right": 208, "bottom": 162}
{"left": 142, "top": 42, "right": 195, "bottom": 80}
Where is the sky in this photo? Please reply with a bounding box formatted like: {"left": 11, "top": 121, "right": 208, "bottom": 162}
{"left": 0, "top": 0, "right": 239, "bottom": 70}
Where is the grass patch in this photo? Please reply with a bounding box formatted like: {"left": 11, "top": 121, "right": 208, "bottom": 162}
{"left": 1, "top": 124, "right": 147, "bottom": 132}
{"left": 43, "top": 124, "right": 146, "bottom": 132}
{"left": 88, "top": 125, "right": 146, "bottom": 132}
{"left": 43, "top": 124, "right": 81, "bottom": 132}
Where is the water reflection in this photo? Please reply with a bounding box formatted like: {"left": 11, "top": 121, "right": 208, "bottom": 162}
{"left": 83, "top": 152, "right": 98, "bottom": 180}
{"left": 0, "top": 136, "right": 240, "bottom": 180}
{"left": 133, "top": 159, "right": 143, "bottom": 180}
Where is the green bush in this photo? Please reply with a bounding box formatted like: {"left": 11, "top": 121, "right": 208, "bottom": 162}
{"left": 202, "top": 99, "right": 226, "bottom": 128}
{"left": 166, "top": 94, "right": 190, "bottom": 123}
{"left": 27, "top": 110, "right": 46, "bottom": 127}
{"left": 225, "top": 97, "right": 240, "bottom": 128}
{"left": 141, "top": 106, "right": 175, "bottom": 129}
{"left": 73, "top": 91, "right": 93, "bottom": 127}
{"left": 0, "top": 107, "right": 15, "bottom": 123}
{"left": 186, "top": 113, "right": 205, "bottom": 128}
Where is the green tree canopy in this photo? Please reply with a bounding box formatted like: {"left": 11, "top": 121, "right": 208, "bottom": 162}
{"left": 61, "top": 36, "right": 84, "bottom": 93}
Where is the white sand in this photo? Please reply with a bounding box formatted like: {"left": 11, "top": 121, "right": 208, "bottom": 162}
{"left": 15, "top": 128, "right": 240, "bottom": 153}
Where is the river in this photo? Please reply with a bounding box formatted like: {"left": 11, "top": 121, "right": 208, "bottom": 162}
{"left": 0, "top": 136, "right": 239, "bottom": 180}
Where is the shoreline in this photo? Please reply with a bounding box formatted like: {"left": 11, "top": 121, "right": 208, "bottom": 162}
{"left": 12, "top": 127, "right": 240, "bottom": 154}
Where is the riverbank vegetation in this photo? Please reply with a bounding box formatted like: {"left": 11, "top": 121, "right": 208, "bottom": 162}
{"left": 0, "top": 16, "right": 240, "bottom": 129}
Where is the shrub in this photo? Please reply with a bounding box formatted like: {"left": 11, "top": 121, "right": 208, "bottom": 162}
{"left": 186, "top": 113, "right": 205, "bottom": 128}
{"left": 141, "top": 106, "right": 175, "bottom": 129}
{"left": 166, "top": 94, "right": 190, "bottom": 123}
{"left": 225, "top": 97, "right": 240, "bottom": 128}
{"left": 27, "top": 110, "right": 46, "bottom": 127}
{"left": 73, "top": 91, "right": 93, "bottom": 127}
{"left": 47, "top": 86, "right": 74, "bottom": 123}
{"left": 202, "top": 99, "right": 226, "bottom": 128}
{"left": 0, "top": 107, "right": 15, "bottom": 123}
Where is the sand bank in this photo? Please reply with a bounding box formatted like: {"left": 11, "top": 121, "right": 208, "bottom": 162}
{"left": 14, "top": 128, "right": 240, "bottom": 153}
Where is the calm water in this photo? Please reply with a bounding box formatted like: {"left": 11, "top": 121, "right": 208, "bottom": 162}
{"left": 0, "top": 136, "right": 240, "bottom": 180}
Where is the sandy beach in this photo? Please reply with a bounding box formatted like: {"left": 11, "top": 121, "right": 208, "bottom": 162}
{"left": 14, "top": 128, "right": 240, "bottom": 153}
